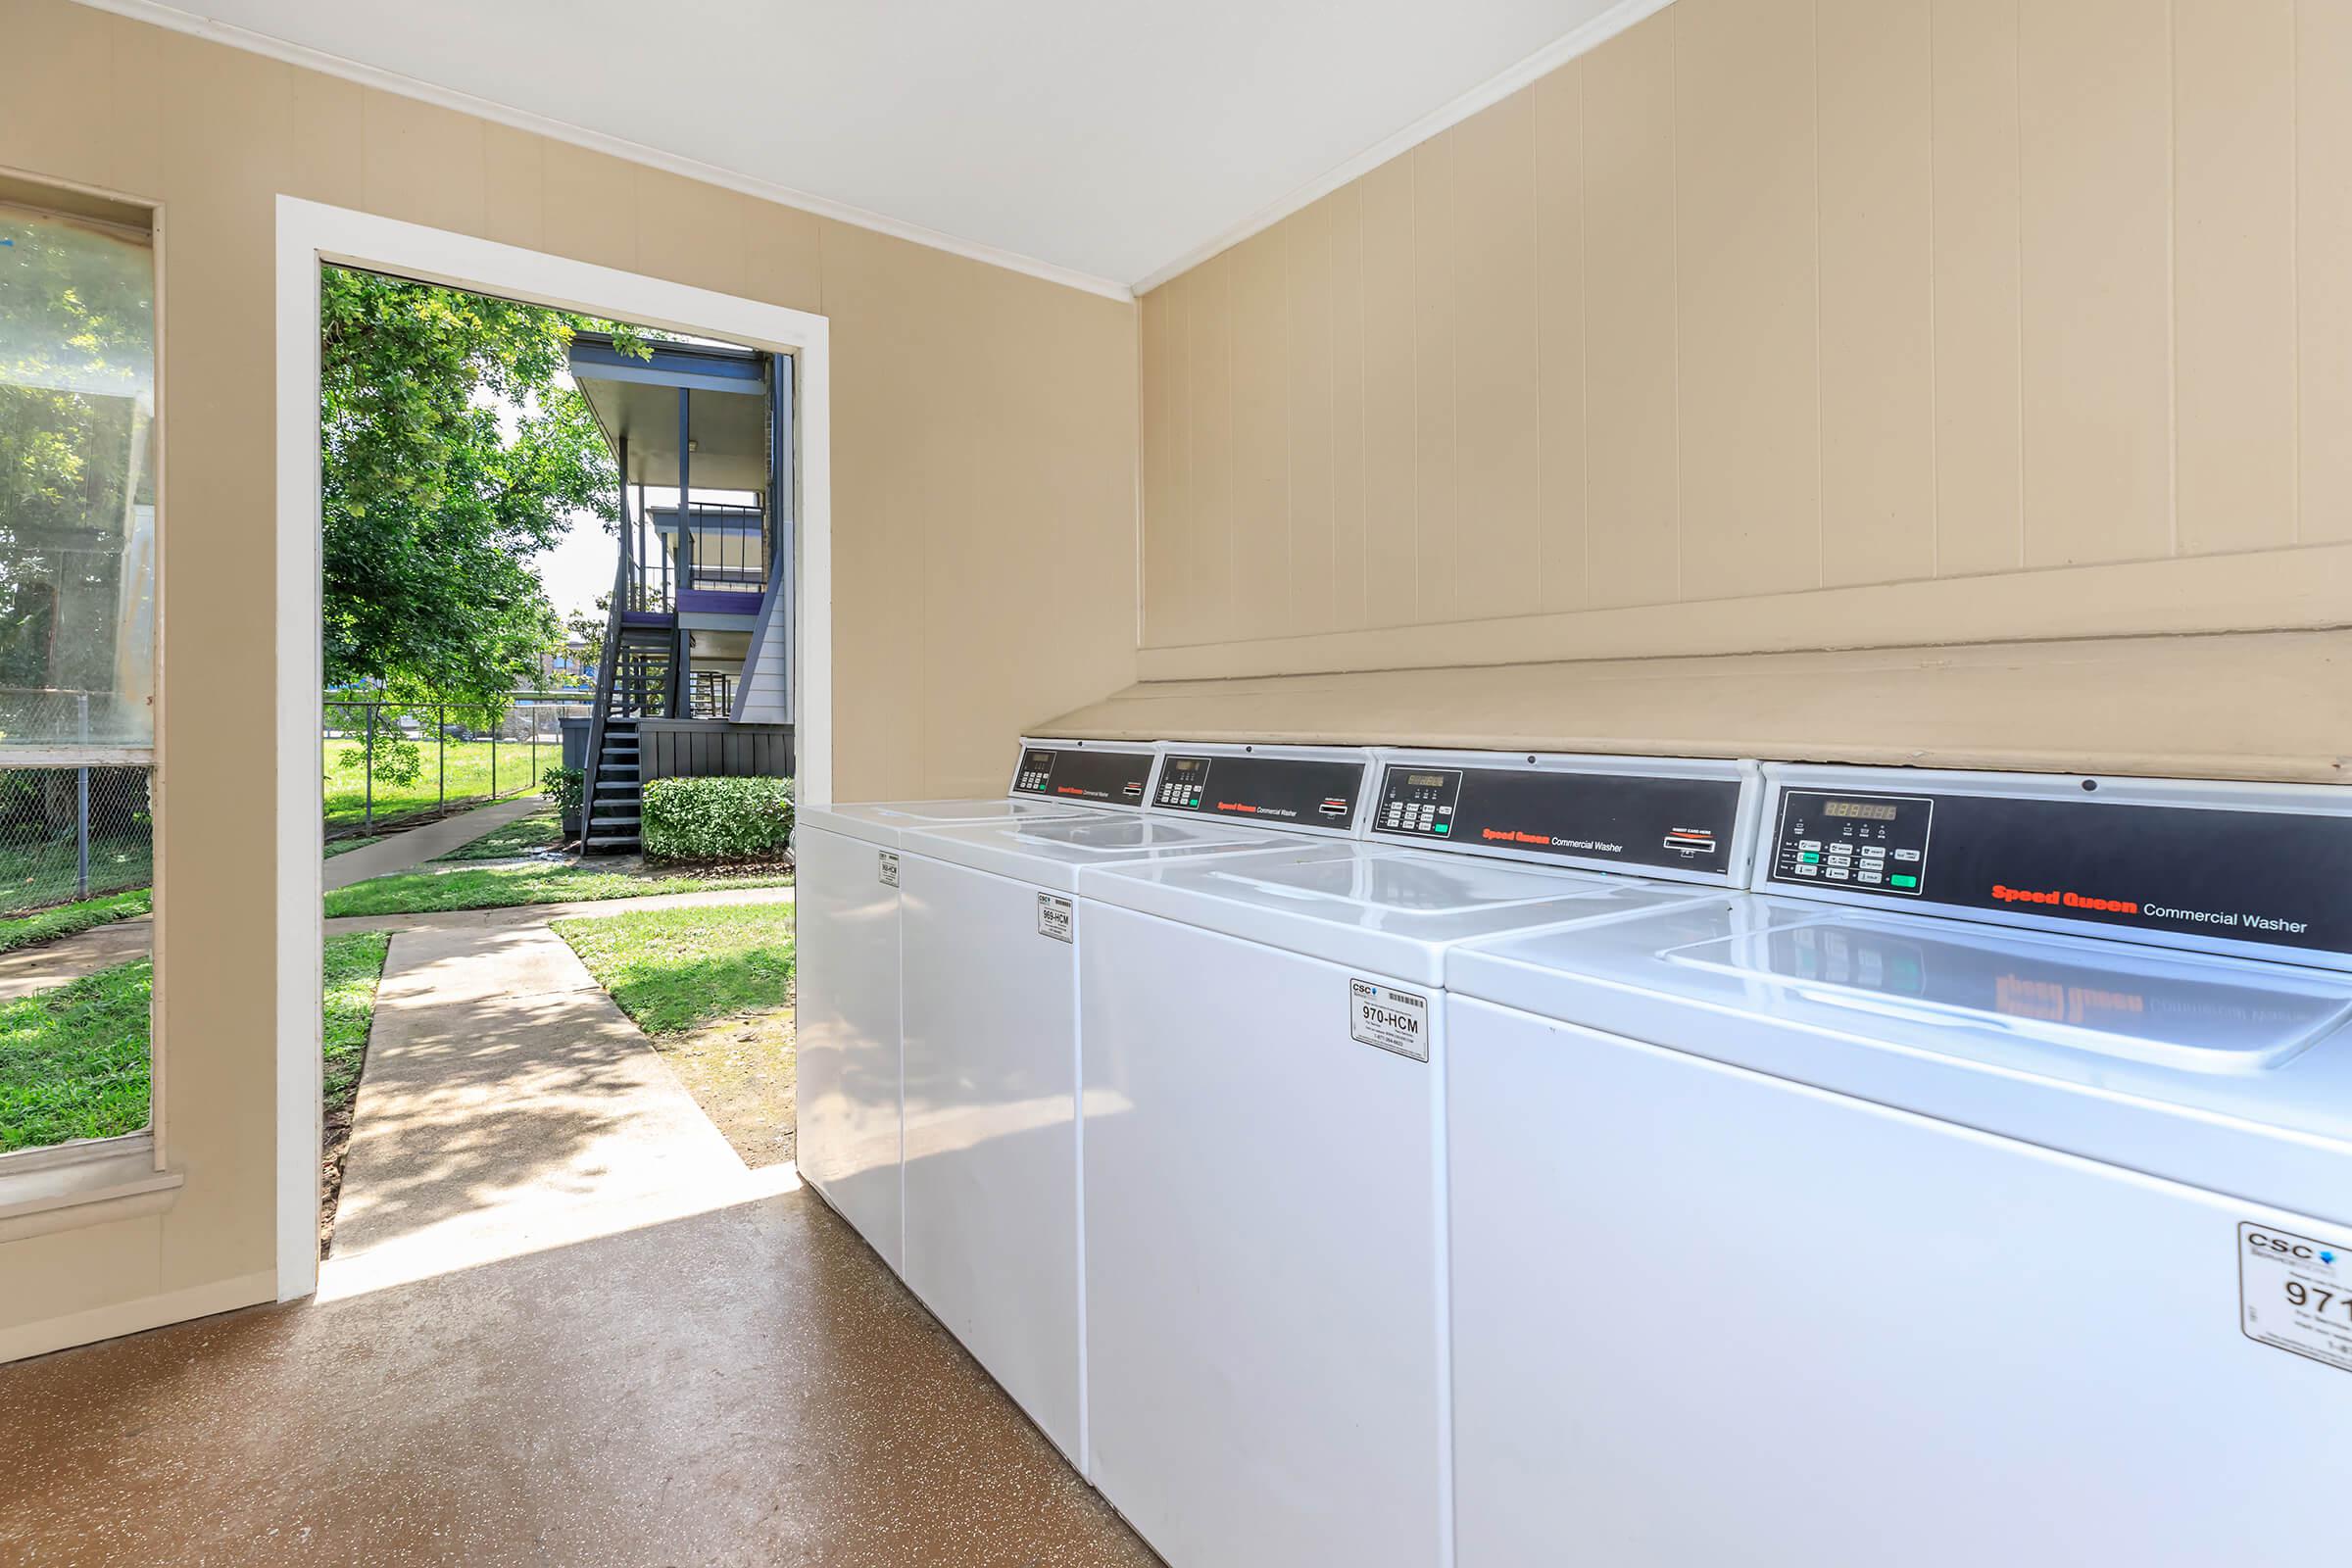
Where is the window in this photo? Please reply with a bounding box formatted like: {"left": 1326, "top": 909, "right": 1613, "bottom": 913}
{"left": 0, "top": 200, "right": 157, "bottom": 751}
{"left": 0, "top": 196, "right": 158, "bottom": 1161}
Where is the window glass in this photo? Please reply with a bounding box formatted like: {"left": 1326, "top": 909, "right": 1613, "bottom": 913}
{"left": 0, "top": 204, "right": 157, "bottom": 750}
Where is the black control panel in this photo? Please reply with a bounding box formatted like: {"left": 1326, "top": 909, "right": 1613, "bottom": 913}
{"left": 1152, "top": 753, "right": 1364, "bottom": 830}
{"left": 1767, "top": 789, "right": 1932, "bottom": 894}
{"left": 1765, "top": 783, "right": 2352, "bottom": 960}
{"left": 1369, "top": 763, "right": 1745, "bottom": 879}
{"left": 1008, "top": 746, "right": 1154, "bottom": 807}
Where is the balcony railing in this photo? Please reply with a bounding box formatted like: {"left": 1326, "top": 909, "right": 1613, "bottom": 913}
{"left": 632, "top": 504, "right": 767, "bottom": 616}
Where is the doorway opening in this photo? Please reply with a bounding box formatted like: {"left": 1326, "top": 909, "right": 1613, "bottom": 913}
{"left": 274, "top": 199, "right": 831, "bottom": 1302}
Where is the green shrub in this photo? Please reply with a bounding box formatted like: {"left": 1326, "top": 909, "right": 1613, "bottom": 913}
{"left": 542, "top": 765, "right": 584, "bottom": 819}
{"left": 641, "top": 775, "right": 794, "bottom": 862}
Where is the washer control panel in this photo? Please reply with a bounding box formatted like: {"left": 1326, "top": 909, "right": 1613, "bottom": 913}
{"left": 1366, "top": 752, "right": 1758, "bottom": 884}
{"left": 1151, "top": 751, "right": 1368, "bottom": 835}
{"left": 1767, "top": 789, "right": 1933, "bottom": 894}
{"left": 1758, "top": 765, "right": 2352, "bottom": 968}
{"left": 1007, "top": 743, "right": 1155, "bottom": 807}
{"left": 1378, "top": 768, "right": 1464, "bottom": 838}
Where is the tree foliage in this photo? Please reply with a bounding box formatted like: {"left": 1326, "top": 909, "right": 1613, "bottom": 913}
{"left": 319, "top": 269, "right": 631, "bottom": 706}
{"left": 0, "top": 208, "right": 155, "bottom": 703}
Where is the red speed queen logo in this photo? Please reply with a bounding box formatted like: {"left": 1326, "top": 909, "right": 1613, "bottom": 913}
{"left": 1991, "top": 884, "right": 2138, "bottom": 914}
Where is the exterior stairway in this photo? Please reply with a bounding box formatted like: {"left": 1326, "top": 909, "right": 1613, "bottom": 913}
{"left": 585, "top": 718, "right": 642, "bottom": 854}
{"left": 582, "top": 624, "right": 676, "bottom": 856}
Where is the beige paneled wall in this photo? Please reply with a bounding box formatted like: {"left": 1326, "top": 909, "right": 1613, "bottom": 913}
{"left": 0, "top": 0, "right": 1136, "bottom": 1359}
{"left": 1138, "top": 0, "right": 2352, "bottom": 679}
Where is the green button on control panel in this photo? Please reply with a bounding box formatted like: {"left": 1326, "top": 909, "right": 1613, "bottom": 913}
{"left": 1889, "top": 873, "right": 1918, "bottom": 889}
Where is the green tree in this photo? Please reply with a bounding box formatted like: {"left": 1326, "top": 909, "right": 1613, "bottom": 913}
{"left": 318, "top": 268, "right": 634, "bottom": 708}
{"left": 0, "top": 207, "right": 156, "bottom": 713}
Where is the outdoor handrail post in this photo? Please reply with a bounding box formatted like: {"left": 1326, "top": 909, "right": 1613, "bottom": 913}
{"left": 364, "top": 702, "right": 375, "bottom": 832}
{"left": 438, "top": 702, "right": 447, "bottom": 815}
{"left": 491, "top": 706, "right": 499, "bottom": 798}
{"left": 74, "top": 693, "right": 90, "bottom": 900}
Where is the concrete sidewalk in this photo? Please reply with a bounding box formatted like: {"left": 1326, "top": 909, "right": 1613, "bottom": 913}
{"left": 0, "top": 918, "right": 153, "bottom": 1002}
{"left": 324, "top": 796, "right": 545, "bottom": 890}
{"left": 320, "top": 915, "right": 773, "bottom": 1300}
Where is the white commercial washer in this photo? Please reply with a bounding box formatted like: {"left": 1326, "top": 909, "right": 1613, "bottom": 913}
{"left": 1445, "top": 763, "right": 2352, "bottom": 1568}
{"left": 795, "top": 737, "right": 1159, "bottom": 1270}
{"left": 1077, "top": 750, "right": 1761, "bottom": 1568}
{"left": 891, "top": 743, "right": 1377, "bottom": 1470}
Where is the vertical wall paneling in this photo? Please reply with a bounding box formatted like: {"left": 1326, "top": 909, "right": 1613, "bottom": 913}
{"left": 1329, "top": 187, "right": 1370, "bottom": 630}
{"left": 1672, "top": 0, "right": 1822, "bottom": 604}
{"left": 1288, "top": 201, "right": 1338, "bottom": 637}
{"left": 1579, "top": 19, "right": 1683, "bottom": 609}
{"left": 2175, "top": 0, "right": 2296, "bottom": 555}
{"left": 1135, "top": 0, "right": 2347, "bottom": 661}
{"left": 1189, "top": 256, "right": 1236, "bottom": 643}
{"left": 1928, "top": 0, "right": 2026, "bottom": 576}
{"left": 1533, "top": 63, "right": 1589, "bottom": 613}
{"left": 1449, "top": 90, "right": 1543, "bottom": 621}
{"left": 2016, "top": 0, "right": 2173, "bottom": 567}
{"left": 1140, "top": 285, "right": 1176, "bottom": 644}
{"left": 1360, "top": 159, "right": 1421, "bottom": 627}
{"left": 1163, "top": 274, "right": 1197, "bottom": 638}
{"left": 1817, "top": 0, "right": 1936, "bottom": 587}
{"left": 1230, "top": 229, "right": 1291, "bottom": 637}
{"left": 1411, "top": 133, "right": 1459, "bottom": 622}
{"left": 2297, "top": 0, "right": 2352, "bottom": 543}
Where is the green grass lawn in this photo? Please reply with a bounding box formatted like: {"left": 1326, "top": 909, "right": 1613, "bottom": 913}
{"left": 321, "top": 931, "right": 393, "bottom": 1118}
{"left": 433, "top": 805, "right": 565, "bottom": 862}
{"left": 323, "top": 862, "right": 793, "bottom": 918}
{"left": 0, "top": 832, "right": 153, "bottom": 917}
{"left": 0, "top": 958, "right": 152, "bottom": 1151}
{"left": 553, "top": 904, "right": 796, "bottom": 1033}
{"left": 0, "top": 889, "right": 151, "bottom": 955}
{"left": 322, "top": 738, "right": 549, "bottom": 831}
{"left": 0, "top": 932, "right": 392, "bottom": 1155}
{"left": 323, "top": 834, "right": 384, "bottom": 859}
{"left": 554, "top": 903, "right": 798, "bottom": 1168}
{"left": 0, "top": 931, "right": 391, "bottom": 1155}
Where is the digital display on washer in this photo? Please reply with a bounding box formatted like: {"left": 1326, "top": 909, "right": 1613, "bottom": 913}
{"left": 1008, "top": 746, "right": 1154, "bottom": 806}
{"left": 1152, "top": 753, "right": 1364, "bottom": 828}
{"left": 1765, "top": 786, "right": 2352, "bottom": 959}
{"left": 1370, "top": 764, "right": 1744, "bottom": 877}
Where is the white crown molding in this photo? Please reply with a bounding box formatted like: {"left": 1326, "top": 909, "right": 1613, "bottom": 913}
{"left": 1129, "top": 0, "right": 1676, "bottom": 294}
{"left": 65, "top": 0, "right": 1139, "bottom": 302}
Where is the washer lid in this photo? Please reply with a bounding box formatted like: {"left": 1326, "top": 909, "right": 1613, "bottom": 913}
{"left": 800, "top": 797, "right": 1098, "bottom": 850}
{"left": 906, "top": 810, "right": 1311, "bottom": 892}
{"left": 1447, "top": 897, "right": 2352, "bottom": 1224}
{"left": 1082, "top": 842, "right": 1718, "bottom": 986}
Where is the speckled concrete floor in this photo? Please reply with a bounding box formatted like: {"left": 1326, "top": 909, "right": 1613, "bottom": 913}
{"left": 0, "top": 1186, "right": 1163, "bottom": 1567}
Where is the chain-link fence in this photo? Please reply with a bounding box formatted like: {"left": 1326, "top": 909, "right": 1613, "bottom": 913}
{"left": 323, "top": 694, "right": 590, "bottom": 838}
{"left": 0, "top": 764, "right": 153, "bottom": 915}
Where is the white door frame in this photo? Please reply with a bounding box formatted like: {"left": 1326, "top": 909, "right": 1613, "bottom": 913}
{"left": 271, "top": 196, "right": 832, "bottom": 1301}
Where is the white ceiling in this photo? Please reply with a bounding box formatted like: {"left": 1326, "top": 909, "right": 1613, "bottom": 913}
{"left": 95, "top": 0, "right": 1644, "bottom": 293}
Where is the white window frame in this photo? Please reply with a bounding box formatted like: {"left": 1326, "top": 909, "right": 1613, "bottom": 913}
{"left": 273, "top": 197, "right": 832, "bottom": 1301}
{"left": 0, "top": 174, "right": 167, "bottom": 1221}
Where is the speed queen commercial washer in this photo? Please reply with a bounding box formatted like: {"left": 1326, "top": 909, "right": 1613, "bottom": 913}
{"left": 891, "top": 746, "right": 1376, "bottom": 1469}
{"left": 795, "top": 737, "right": 1158, "bottom": 1269}
{"left": 1077, "top": 751, "right": 1759, "bottom": 1568}
{"left": 1444, "top": 764, "right": 2352, "bottom": 1567}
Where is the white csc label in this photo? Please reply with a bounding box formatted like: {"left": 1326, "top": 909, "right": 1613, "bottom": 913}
{"left": 877, "top": 852, "right": 900, "bottom": 888}
{"left": 1037, "top": 893, "right": 1074, "bottom": 943}
{"left": 2240, "top": 1221, "right": 2352, "bottom": 1375}
{"left": 1349, "top": 978, "right": 1428, "bottom": 1061}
